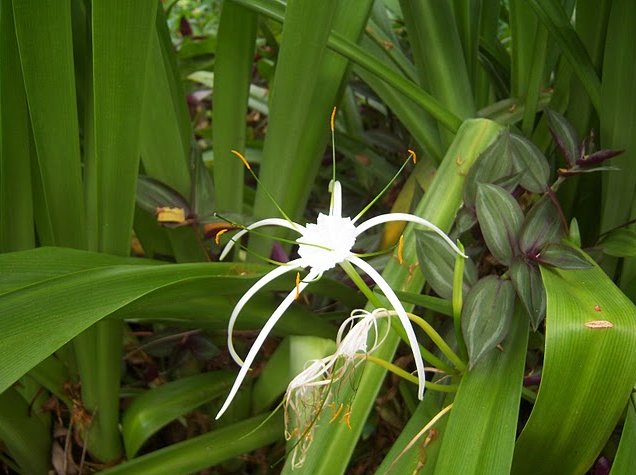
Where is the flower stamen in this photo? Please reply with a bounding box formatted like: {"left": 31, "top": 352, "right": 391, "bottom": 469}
{"left": 398, "top": 234, "right": 405, "bottom": 264}
{"left": 295, "top": 272, "right": 301, "bottom": 300}
{"left": 215, "top": 228, "right": 228, "bottom": 246}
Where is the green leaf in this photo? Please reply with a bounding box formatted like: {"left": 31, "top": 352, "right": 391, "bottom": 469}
{"left": 0, "top": 0, "right": 34, "bottom": 252}
{"left": 0, "top": 388, "right": 51, "bottom": 475}
{"left": 512, "top": 263, "right": 636, "bottom": 474}
{"left": 102, "top": 412, "right": 283, "bottom": 475}
{"left": 136, "top": 175, "right": 192, "bottom": 217}
{"left": 519, "top": 195, "right": 563, "bottom": 255}
{"left": 510, "top": 258, "right": 546, "bottom": 330}
{"left": 0, "top": 248, "right": 332, "bottom": 395}
{"left": 509, "top": 133, "right": 550, "bottom": 193}
{"left": 545, "top": 108, "right": 579, "bottom": 167}
{"left": 464, "top": 129, "right": 517, "bottom": 208}
{"left": 462, "top": 276, "right": 515, "bottom": 368}
{"left": 610, "top": 395, "right": 636, "bottom": 475}
{"left": 415, "top": 230, "right": 478, "bottom": 299}
{"left": 475, "top": 184, "right": 524, "bottom": 266}
{"left": 12, "top": 0, "right": 85, "bottom": 248}
{"left": 122, "top": 372, "right": 235, "bottom": 458}
{"left": 433, "top": 306, "right": 528, "bottom": 474}
{"left": 601, "top": 228, "right": 636, "bottom": 258}
{"left": 538, "top": 243, "right": 593, "bottom": 270}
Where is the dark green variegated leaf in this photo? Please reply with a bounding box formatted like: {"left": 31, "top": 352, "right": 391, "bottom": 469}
{"left": 538, "top": 244, "right": 593, "bottom": 269}
{"left": 475, "top": 184, "right": 524, "bottom": 266}
{"left": 464, "top": 129, "right": 516, "bottom": 208}
{"left": 509, "top": 133, "right": 550, "bottom": 193}
{"left": 545, "top": 108, "right": 579, "bottom": 167}
{"left": 510, "top": 258, "right": 546, "bottom": 330}
{"left": 136, "top": 175, "right": 192, "bottom": 216}
{"left": 519, "top": 195, "right": 564, "bottom": 255}
{"left": 415, "top": 230, "right": 478, "bottom": 299}
{"left": 462, "top": 276, "right": 515, "bottom": 368}
{"left": 600, "top": 228, "right": 636, "bottom": 258}
{"left": 455, "top": 206, "right": 477, "bottom": 234}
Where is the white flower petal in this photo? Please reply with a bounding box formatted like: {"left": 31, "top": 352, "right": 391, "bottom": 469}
{"left": 226, "top": 258, "right": 305, "bottom": 366}
{"left": 215, "top": 270, "right": 320, "bottom": 420}
{"left": 353, "top": 213, "right": 466, "bottom": 257}
{"left": 347, "top": 256, "right": 426, "bottom": 399}
{"left": 329, "top": 180, "right": 343, "bottom": 218}
{"left": 220, "top": 218, "right": 305, "bottom": 260}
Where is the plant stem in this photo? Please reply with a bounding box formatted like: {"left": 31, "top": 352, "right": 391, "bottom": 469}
{"left": 452, "top": 242, "right": 468, "bottom": 362}
{"left": 366, "top": 355, "right": 458, "bottom": 393}
{"left": 405, "top": 313, "right": 466, "bottom": 372}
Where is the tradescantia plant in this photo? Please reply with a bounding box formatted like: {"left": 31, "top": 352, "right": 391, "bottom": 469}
{"left": 2, "top": 1, "right": 636, "bottom": 475}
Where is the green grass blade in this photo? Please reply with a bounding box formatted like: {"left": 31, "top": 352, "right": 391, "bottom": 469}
{"left": 433, "top": 307, "right": 528, "bottom": 474}
{"left": 233, "top": 0, "right": 462, "bottom": 134}
{"left": 212, "top": 1, "right": 256, "bottom": 214}
{"left": 0, "top": 1, "right": 34, "bottom": 252}
{"left": 103, "top": 412, "right": 282, "bottom": 475}
{"left": 527, "top": 0, "right": 602, "bottom": 112}
{"left": 599, "top": 1, "right": 636, "bottom": 241}
{"left": 512, "top": 263, "right": 636, "bottom": 474}
{"left": 400, "top": 0, "right": 475, "bottom": 144}
{"left": 610, "top": 395, "right": 636, "bottom": 475}
{"left": 0, "top": 388, "right": 51, "bottom": 475}
{"left": 286, "top": 119, "right": 503, "bottom": 474}
{"left": 122, "top": 372, "right": 235, "bottom": 458}
{"left": 12, "top": 0, "right": 85, "bottom": 248}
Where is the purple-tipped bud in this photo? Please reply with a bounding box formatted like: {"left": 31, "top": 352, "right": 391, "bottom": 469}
{"left": 576, "top": 149, "right": 624, "bottom": 166}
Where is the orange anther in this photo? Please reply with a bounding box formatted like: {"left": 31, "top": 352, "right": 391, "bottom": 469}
{"left": 215, "top": 228, "right": 229, "bottom": 246}
{"left": 330, "top": 107, "right": 337, "bottom": 132}
{"left": 397, "top": 234, "right": 405, "bottom": 264}
{"left": 408, "top": 149, "right": 417, "bottom": 164}
{"left": 231, "top": 149, "right": 251, "bottom": 170}
{"left": 295, "top": 272, "right": 301, "bottom": 300}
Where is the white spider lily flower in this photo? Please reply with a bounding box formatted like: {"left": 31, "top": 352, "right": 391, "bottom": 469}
{"left": 284, "top": 309, "right": 390, "bottom": 469}
{"left": 215, "top": 180, "right": 464, "bottom": 419}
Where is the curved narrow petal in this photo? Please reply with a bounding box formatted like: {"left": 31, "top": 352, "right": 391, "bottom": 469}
{"left": 215, "top": 270, "right": 320, "bottom": 420}
{"left": 347, "top": 256, "right": 426, "bottom": 399}
{"left": 354, "top": 213, "right": 466, "bottom": 257}
{"left": 329, "top": 180, "right": 343, "bottom": 218}
{"left": 220, "top": 218, "right": 305, "bottom": 260}
{"left": 226, "top": 258, "right": 305, "bottom": 366}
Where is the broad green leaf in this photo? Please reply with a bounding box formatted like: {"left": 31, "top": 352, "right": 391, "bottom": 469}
{"left": 0, "top": 1, "right": 34, "bottom": 252}
{"left": 0, "top": 388, "right": 51, "bottom": 475}
{"left": 610, "top": 395, "right": 636, "bottom": 475}
{"left": 545, "top": 108, "right": 579, "bottom": 167}
{"left": 476, "top": 183, "right": 524, "bottom": 266}
{"left": 464, "top": 129, "right": 517, "bottom": 208}
{"left": 212, "top": 1, "right": 256, "bottom": 214}
{"left": 600, "top": 228, "right": 636, "bottom": 258}
{"left": 510, "top": 258, "right": 546, "bottom": 330}
{"left": 102, "top": 413, "right": 283, "bottom": 475}
{"left": 12, "top": 0, "right": 85, "bottom": 248}
{"left": 122, "top": 372, "right": 235, "bottom": 458}
{"left": 509, "top": 134, "right": 550, "bottom": 193}
{"left": 0, "top": 248, "right": 332, "bottom": 396}
{"left": 527, "top": 0, "right": 601, "bottom": 111}
{"left": 538, "top": 243, "right": 593, "bottom": 270}
{"left": 415, "top": 230, "right": 478, "bottom": 299}
{"left": 462, "top": 276, "right": 515, "bottom": 368}
{"left": 512, "top": 264, "right": 636, "bottom": 474}
{"left": 136, "top": 176, "right": 192, "bottom": 218}
{"left": 433, "top": 307, "right": 528, "bottom": 474}
{"left": 519, "top": 195, "right": 563, "bottom": 255}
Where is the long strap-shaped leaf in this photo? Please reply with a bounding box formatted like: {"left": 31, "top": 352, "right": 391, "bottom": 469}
{"left": 512, "top": 264, "right": 636, "bottom": 474}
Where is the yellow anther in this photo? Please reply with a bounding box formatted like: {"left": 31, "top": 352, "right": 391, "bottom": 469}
{"left": 231, "top": 149, "right": 251, "bottom": 170}
{"left": 329, "top": 402, "right": 344, "bottom": 423}
{"left": 330, "top": 107, "right": 337, "bottom": 132}
{"left": 215, "top": 228, "right": 229, "bottom": 246}
{"left": 397, "top": 234, "right": 405, "bottom": 264}
{"left": 155, "top": 207, "right": 186, "bottom": 224}
{"left": 341, "top": 405, "right": 352, "bottom": 429}
{"left": 295, "top": 272, "right": 301, "bottom": 300}
{"left": 408, "top": 149, "right": 417, "bottom": 164}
